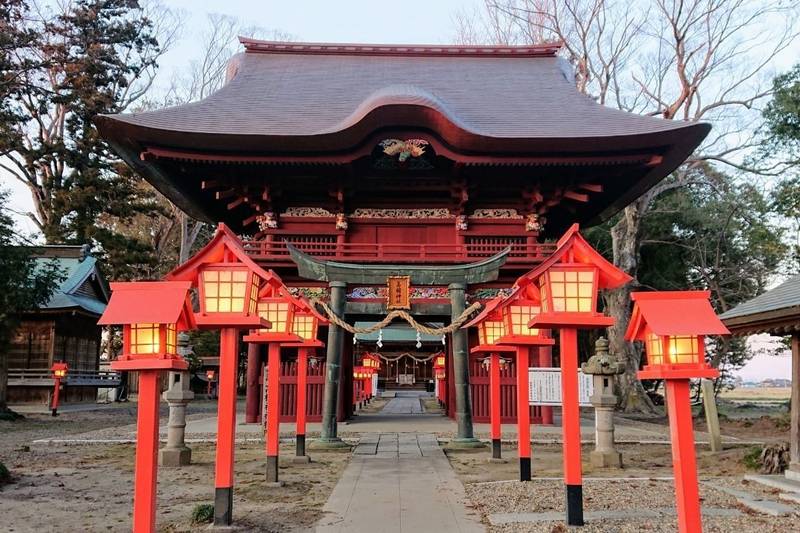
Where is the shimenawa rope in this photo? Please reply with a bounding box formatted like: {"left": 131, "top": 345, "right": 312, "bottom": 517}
{"left": 310, "top": 299, "right": 482, "bottom": 336}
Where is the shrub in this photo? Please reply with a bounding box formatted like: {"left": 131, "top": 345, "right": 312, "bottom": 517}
{"left": 741, "top": 446, "right": 762, "bottom": 470}
{"left": 191, "top": 503, "right": 214, "bottom": 524}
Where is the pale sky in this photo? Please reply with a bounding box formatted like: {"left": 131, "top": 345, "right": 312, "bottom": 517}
{"left": 3, "top": 0, "right": 798, "bottom": 381}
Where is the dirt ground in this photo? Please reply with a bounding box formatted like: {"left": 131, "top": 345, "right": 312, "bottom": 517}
{"left": 0, "top": 411, "right": 349, "bottom": 532}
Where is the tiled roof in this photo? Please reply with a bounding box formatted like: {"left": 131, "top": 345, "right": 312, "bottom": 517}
{"left": 101, "top": 41, "right": 693, "bottom": 140}
{"left": 719, "top": 274, "right": 800, "bottom": 321}
{"left": 36, "top": 252, "right": 109, "bottom": 316}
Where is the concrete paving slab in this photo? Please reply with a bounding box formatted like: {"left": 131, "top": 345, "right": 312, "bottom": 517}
{"left": 745, "top": 473, "right": 800, "bottom": 493}
{"left": 317, "top": 433, "right": 483, "bottom": 533}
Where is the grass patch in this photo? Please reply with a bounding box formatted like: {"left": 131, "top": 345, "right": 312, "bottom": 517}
{"left": 190, "top": 503, "right": 214, "bottom": 524}
{"left": 741, "top": 446, "right": 763, "bottom": 470}
{"left": 0, "top": 462, "right": 10, "bottom": 485}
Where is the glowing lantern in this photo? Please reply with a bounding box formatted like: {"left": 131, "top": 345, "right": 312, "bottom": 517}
{"left": 627, "top": 291, "right": 727, "bottom": 379}
{"left": 292, "top": 310, "right": 320, "bottom": 342}
{"left": 99, "top": 282, "right": 195, "bottom": 369}
{"left": 52, "top": 362, "right": 68, "bottom": 379}
{"left": 433, "top": 353, "right": 446, "bottom": 369}
{"left": 465, "top": 285, "right": 553, "bottom": 348}
{"left": 206, "top": 369, "right": 217, "bottom": 381}
{"left": 525, "top": 224, "right": 632, "bottom": 329}
{"left": 167, "top": 224, "right": 275, "bottom": 329}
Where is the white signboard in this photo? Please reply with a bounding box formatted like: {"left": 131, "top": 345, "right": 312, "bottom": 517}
{"left": 528, "top": 368, "right": 593, "bottom": 407}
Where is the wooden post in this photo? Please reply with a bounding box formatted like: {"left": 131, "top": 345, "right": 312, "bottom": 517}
{"left": 560, "top": 328, "right": 583, "bottom": 526}
{"left": 50, "top": 377, "right": 62, "bottom": 416}
{"left": 665, "top": 379, "right": 703, "bottom": 533}
{"left": 700, "top": 379, "right": 722, "bottom": 452}
{"left": 490, "top": 352, "right": 502, "bottom": 459}
{"left": 265, "top": 342, "right": 282, "bottom": 483}
{"left": 516, "top": 346, "right": 531, "bottom": 480}
{"left": 214, "top": 328, "right": 239, "bottom": 526}
{"left": 789, "top": 334, "right": 800, "bottom": 478}
{"left": 132, "top": 370, "right": 160, "bottom": 533}
{"left": 245, "top": 343, "right": 261, "bottom": 423}
{"left": 539, "top": 345, "right": 554, "bottom": 425}
{"left": 296, "top": 348, "right": 309, "bottom": 459}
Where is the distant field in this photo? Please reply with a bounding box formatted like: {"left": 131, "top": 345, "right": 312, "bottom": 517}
{"left": 719, "top": 387, "right": 792, "bottom": 401}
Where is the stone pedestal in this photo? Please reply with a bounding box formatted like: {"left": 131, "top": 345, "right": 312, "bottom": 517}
{"left": 582, "top": 338, "right": 623, "bottom": 469}
{"left": 159, "top": 371, "right": 194, "bottom": 467}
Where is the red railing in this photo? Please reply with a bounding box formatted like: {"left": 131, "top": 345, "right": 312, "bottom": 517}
{"left": 243, "top": 235, "right": 556, "bottom": 265}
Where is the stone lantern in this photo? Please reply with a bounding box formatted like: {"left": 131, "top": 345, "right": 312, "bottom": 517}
{"left": 581, "top": 337, "right": 624, "bottom": 468}
{"left": 160, "top": 333, "right": 195, "bottom": 467}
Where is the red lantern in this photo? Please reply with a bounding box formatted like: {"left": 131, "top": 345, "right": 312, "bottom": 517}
{"left": 626, "top": 291, "right": 728, "bottom": 533}
{"left": 522, "top": 224, "right": 632, "bottom": 526}
{"left": 50, "top": 362, "right": 68, "bottom": 416}
{"left": 166, "top": 223, "right": 281, "bottom": 525}
{"left": 98, "top": 281, "right": 197, "bottom": 533}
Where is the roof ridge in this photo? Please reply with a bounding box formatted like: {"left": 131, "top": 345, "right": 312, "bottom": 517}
{"left": 238, "top": 37, "right": 562, "bottom": 58}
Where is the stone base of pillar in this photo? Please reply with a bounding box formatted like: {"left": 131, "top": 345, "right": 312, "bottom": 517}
{"left": 160, "top": 446, "right": 192, "bottom": 467}
{"left": 589, "top": 449, "right": 622, "bottom": 468}
{"left": 292, "top": 455, "right": 312, "bottom": 464}
{"left": 445, "top": 438, "right": 485, "bottom": 449}
{"left": 308, "top": 437, "right": 351, "bottom": 451}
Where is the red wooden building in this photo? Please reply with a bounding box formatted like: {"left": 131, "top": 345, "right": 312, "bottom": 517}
{"left": 95, "top": 39, "right": 708, "bottom": 435}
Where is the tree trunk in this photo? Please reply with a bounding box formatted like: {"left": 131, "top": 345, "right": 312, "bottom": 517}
{"left": 0, "top": 349, "right": 8, "bottom": 412}
{"left": 606, "top": 201, "right": 657, "bottom": 414}
{"left": 179, "top": 213, "right": 203, "bottom": 264}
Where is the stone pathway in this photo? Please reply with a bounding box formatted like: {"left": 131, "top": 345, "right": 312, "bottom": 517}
{"left": 378, "top": 391, "right": 426, "bottom": 415}
{"left": 316, "top": 433, "right": 484, "bottom": 532}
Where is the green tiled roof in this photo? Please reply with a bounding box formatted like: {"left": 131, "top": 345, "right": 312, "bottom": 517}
{"left": 35, "top": 250, "right": 109, "bottom": 316}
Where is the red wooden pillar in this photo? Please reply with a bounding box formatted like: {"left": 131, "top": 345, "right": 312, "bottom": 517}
{"left": 539, "top": 345, "right": 554, "bottom": 425}
{"left": 50, "top": 377, "right": 62, "bottom": 417}
{"left": 265, "top": 343, "right": 281, "bottom": 483}
{"left": 214, "top": 327, "right": 239, "bottom": 526}
{"left": 245, "top": 343, "right": 261, "bottom": 423}
{"left": 560, "top": 328, "right": 583, "bottom": 526}
{"left": 296, "top": 348, "right": 309, "bottom": 458}
{"left": 132, "top": 370, "right": 160, "bottom": 533}
{"left": 665, "top": 379, "right": 702, "bottom": 533}
{"left": 516, "top": 346, "right": 531, "bottom": 481}
{"left": 490, "top": 352, "right": 502, "bottom": 459}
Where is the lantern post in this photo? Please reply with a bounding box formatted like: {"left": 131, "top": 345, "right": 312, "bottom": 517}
{"left": 463, "top": 287, "right": 555, "bottom": 479}
{"left": 278, "top": 305, "right": 326, "bottom": 463}
{"left": 98, "top": 281, "right": 196, "bottom": 533}
{"left": 166, "top": 224, "right": 273, "bottom": 526}
{"left": 433, "top": 353, "right": 446, "bottom": 407}
{"left": 626, "top": 291, "right": 728, "bottom": 533}
{"left": 527, "top": 224, "right": 632, "bottom": 526}
{"left": 206, "top": 369, "right": 217, "bottom": 398}
{"left": 50, "top": 362, "right": 68, "bottom": 416}
{"left": 244, "top": 288, "right": 320, "bottom": 483}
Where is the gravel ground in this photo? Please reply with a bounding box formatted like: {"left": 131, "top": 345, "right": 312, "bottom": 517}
{"left": 464, "top": 478, "right": 800, "bottom": 532}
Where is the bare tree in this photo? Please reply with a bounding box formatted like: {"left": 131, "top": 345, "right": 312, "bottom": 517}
{"left": 158, "top": 15, "right": 294, "bottom": 263}
{"left": 455, "top": 0, "right": 799, "bottom": 412}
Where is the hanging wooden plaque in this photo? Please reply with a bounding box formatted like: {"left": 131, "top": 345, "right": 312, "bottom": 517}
{"left": 387, "top": 276, "right": 411, "bottom": 310}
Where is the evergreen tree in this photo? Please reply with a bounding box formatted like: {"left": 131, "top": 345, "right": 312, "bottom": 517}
{"left": 0, "top": 189, "right": 63, "bottom": 414}
{"left": 0, "top": 0, "right": 178, "bottom": 279}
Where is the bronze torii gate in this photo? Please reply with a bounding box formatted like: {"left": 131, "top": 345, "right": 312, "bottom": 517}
{"left": 287, "top": 244, "right": 510, "bottom": 447}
